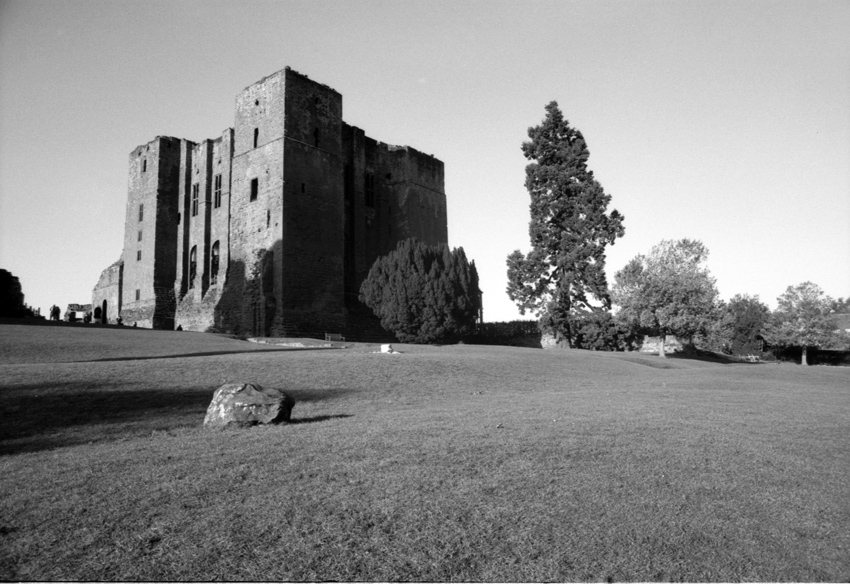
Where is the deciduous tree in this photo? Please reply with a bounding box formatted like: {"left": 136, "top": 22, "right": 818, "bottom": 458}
{"left": 360, "top": 238, "right": 481, "bottom": 344}
{"left": 725, "top": 294, "right": 770, "bottom": 355}
{"left": 506, "top": 102, "right": 624, "bottom": 347}
{"left": 611, "top": 239, "right": 720, "bottom": 357}
{"left": 768, "top": 282, "right": 839, "bottom": 365}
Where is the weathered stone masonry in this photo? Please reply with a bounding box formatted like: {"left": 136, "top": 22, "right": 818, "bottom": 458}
{"left": 92, "top": 67, "right": 448, "bottom": 337}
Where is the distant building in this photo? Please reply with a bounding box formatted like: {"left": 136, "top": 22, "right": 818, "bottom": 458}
{"left": 64, "top": 304, "right": 92, "bottom": 322}
{"left": 93, "top": 67, "right": 448, "bottom": 338}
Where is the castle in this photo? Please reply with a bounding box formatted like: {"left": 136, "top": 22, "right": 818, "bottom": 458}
{"left": 92, "top": 67, "right": 448, "bottom": 338}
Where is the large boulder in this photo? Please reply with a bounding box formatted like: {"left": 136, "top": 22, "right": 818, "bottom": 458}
{"left": 204, "top": 383, "right": 295, "bottom": 427}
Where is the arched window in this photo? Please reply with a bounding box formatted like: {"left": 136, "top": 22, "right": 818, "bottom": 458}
{"left": 210, "top": 241, "right": 220, "bottom": 285}
{"left": 189, "top": 245, "right": 197, "bottom": 289}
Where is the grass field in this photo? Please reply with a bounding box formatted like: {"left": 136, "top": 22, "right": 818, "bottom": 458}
{"left": 1, "top": 323, "right": 848, "bottom": 581}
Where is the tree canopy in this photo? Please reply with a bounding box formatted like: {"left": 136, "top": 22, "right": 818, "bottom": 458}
{"left": 611, "top": 239, "right": 720, "bottom": 357}
{"left": 359, "top": 238, "right": 481, "bottom": 344}
{"left": 506, "top": 101, "right": 624, "bottom": 347}
{"left": 724, "top": 294, "right": 771, "bottom": 355}
{"left": 767, "top": 281, "right": 841, "bottom": 365}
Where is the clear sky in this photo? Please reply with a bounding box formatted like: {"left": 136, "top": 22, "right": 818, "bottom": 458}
{"left": 1, "top": 0, "right": 848, "bottom": 322}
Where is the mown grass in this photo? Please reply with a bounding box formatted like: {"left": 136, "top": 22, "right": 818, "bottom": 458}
{"left": 1, "top": 323, "right": 848, "bottom": 581}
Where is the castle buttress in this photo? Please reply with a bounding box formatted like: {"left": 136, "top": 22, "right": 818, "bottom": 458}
{"left": 92, "top": 67, "right": 448, "bottom": 338}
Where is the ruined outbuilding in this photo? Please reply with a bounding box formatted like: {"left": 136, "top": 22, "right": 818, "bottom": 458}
{"left": 93, "top": 67, "right": 448, "bottom": 338}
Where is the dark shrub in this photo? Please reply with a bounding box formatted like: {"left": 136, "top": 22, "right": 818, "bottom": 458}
{"left": 359, "top": 239, "right": 481, "bottom": 344}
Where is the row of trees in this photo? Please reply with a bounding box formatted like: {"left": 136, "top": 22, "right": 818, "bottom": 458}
{"left": 505, "top": 102, "right": 847, "bottom": 364}
{"left": 356, "top": 102, "right": 846, "bottom": 363}
{"left": 612, "top": 239, "right": 846, "bottom": 363}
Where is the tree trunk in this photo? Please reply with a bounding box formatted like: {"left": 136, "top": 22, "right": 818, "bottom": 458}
{"left": 801, "top": 346, "right": 808, "bottom": 366}
{"left": 658, "top": 334, "right": 666, "bottom": 358}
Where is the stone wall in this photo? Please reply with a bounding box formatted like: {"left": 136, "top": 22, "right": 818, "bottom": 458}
{"left": 640, "top": 335, "right": 684, "bottom": 354}
{"left": 174, "top": 131, "right": 233, "bottom": 331}
{"left": 343, "top": 129, "right": 447, "bottom": 302}
{"left": 91, "top": 260, "right": 123, "bottom": 324}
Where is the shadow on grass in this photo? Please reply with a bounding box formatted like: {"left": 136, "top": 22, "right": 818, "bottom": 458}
{"left": 667, "top": 350, "right": 758, "bottom": 365}
{"left": 617, "top": 350, "right": 758, "bottom": 369}
{"left": 0, "top": 381, "right": 357, "bottom": 456}
{"left": 290, "top": 414, "right": 354, "bottom": 424}
{"left": 77, "top": 347, "right": 337, "bottom": 362}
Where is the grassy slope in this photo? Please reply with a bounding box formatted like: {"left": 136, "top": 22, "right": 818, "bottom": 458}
{"left": 1, "top": 324, "right": 848, "bottom": 581}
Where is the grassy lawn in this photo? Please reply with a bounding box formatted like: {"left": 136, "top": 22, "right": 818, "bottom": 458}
{"left": 1, "top": 323, "right": 848, "bottom": 581}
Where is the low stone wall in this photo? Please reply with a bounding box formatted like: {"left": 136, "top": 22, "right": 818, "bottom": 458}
{"left": 640, "top": 335, "right": 684, "bottom": 354}
{"left": 465, "top": 321, "right": 541, "bottom": 348}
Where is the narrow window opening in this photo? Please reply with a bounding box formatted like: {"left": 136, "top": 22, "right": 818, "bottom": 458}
{"left": 137, "top": 250, "right": 142, "bottom": 261}
{"left": 253, "top": 128, "right": 259, "bottom": 148}
{"left": 177, "top": 213, "right": 181, "bottom": 225}
{"left": 214, "top": 174, "right": 222, "bottom": 208}
{"left": 266, "top": 210, "right": 270, "bottom": 228}
{"left": 189, "top": 246, "right": 197, "bottom": 289}
{"left": 191, "top": 184, "right": 199, "bottom": 217}
{"left": 135, "top": 289, "right": 140, "bottom": 301}
{"left": 142, "top": 159, "right": 147, "bottom": 172}
{"left": 250, "top": 178, "right": 258, "bottom": 201}
{"left": 138, "top": 204, "right": 144, "bottom": 222}
{"left": 138, "top": 230, "right": 142, "bottom": 242}
{"left": 210, "top": 241, "right": 220, "bottom": 285}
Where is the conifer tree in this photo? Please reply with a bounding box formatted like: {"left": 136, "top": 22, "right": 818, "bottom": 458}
{"left": 360, "top": 238, "right": 481, "bottom": 343}
{"left": 506, "top": 102, "right": 625, "bottom": 347}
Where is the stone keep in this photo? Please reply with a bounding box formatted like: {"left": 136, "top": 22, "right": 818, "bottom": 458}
{"left": 92, "top": 67, "right": 448, "bottom": 337}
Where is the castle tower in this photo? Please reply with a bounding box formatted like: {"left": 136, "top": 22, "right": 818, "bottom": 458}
{"left": 218, "top": 68, "right": 345, "bottom": 336}
{"left": 115, "top": 136, "right": 181, "bottom": 329}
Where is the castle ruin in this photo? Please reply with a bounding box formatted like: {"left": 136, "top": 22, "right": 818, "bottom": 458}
{"left": 92, "top": 67, "right": 448, "bottom": 338}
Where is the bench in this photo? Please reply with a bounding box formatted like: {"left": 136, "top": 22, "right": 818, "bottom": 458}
{"left": 324, "top": 333, "right": 345, "bottom": 342}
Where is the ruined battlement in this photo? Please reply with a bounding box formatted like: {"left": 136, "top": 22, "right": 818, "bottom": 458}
{"left": 92, "top": 67, "right": 449, "bottom": 338}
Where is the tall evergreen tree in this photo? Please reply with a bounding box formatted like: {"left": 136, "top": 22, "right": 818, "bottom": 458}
{"left": 360, "top": 238, "right": 481, "bottom": 344}
{"left": 506, "top": 102, "right": 625, "bottom": 347}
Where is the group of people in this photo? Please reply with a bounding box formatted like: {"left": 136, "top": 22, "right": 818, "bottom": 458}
{"left": 47, "top": 304, "right": 131, "bottom": 326}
